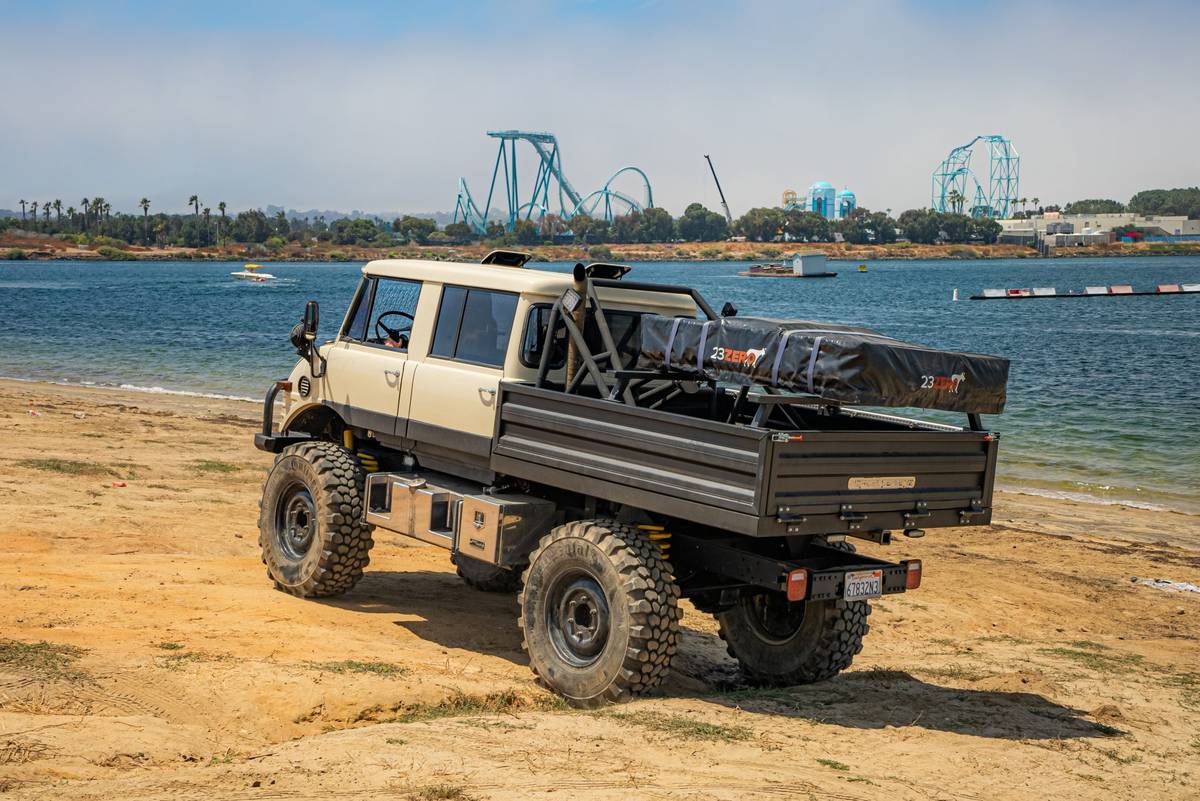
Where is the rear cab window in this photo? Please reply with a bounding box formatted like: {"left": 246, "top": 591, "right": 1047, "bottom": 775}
{"left": 519, "top": 303, "right": 651, "bottom": 369}
{"left": 430, "top": 286, "right": 519, "bottom": 368}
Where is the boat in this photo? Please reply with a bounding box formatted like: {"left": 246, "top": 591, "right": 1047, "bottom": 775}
{"left": 231, "top": 264, "right": 275, "bottom": 282}
{"left": 738, "top": 253, "right": 837, "bottom": 278}
{"left": 857, "top": 264, "right": 868, "bottom": 272}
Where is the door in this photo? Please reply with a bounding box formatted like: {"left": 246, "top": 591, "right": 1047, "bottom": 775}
{"left": 407, "top": 285, "right": 519, "bottom": 461}
{"left": 320, "top": 277, "right": 422, "bottom": 435}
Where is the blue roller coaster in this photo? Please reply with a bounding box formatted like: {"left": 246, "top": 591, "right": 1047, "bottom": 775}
{"left": 931, "top": 135, "right": 1020, "bottom": 218}
{"left": 453, "top": 130, "right": 653, "bottom": 234}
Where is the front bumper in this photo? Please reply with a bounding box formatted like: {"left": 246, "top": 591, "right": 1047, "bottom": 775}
{"left": 253, "top": 380, "right": 311, "bottom": 453}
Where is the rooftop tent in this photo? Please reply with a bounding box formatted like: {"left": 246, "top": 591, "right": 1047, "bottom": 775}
{"left": 636, "top": 315, "right": 1009, "bottom": 415}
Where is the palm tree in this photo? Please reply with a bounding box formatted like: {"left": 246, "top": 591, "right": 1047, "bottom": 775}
{"left": 217, "top": 201, "right": 227, "bottom": 244}
{"left": 1031, "top": 197, "right": 1040, "bottom": 215}
{"left": 53, "top": 199, "right": 62, "bottom": 225}
{"left": 29, "top": 202, "right": 38, "bottom": 228}
{"left": 91, "top": 197, "right": 107, "bottom": 233}
{"left": 202, "top": 207, "right": 211, "bottom": 241}
{"left": 139, "top": 198, "right": 151, "bottom": 242}
{"left": 43, "top": 205, "right": 51, "bottom": 226}
{"left": 19, "top": 199, "right": 26, "bottom": 221}
{"left": 80, "top": 198, "right": 90, "bottom": 232}
{"left": 189, "top": 194, "right": 200, "bottom": 216}
{"left": 66, "top": 206, "right": 76, "bottom": 230}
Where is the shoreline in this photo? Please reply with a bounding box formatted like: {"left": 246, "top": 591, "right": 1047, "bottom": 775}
{"left": 3, "top": 373, "right": 1199, "bottom": 799}
{"left": 5, "top": 376, "right": 1197, "bottom": 539}
{"left": 6, "top": 234, "right": 1200, "bottom": 263}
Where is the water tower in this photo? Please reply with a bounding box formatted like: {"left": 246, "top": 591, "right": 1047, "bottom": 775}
{"left": 837, "top": 189, "right": 857, "bottom": 219}
{"left": 807, "top": 181, "right": 835, "bottom": 220}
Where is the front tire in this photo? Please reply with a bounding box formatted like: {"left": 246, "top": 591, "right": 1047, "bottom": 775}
{"left": 258, "top": 441, "right": 374, "bottom": 598}
{"left": 716, "top": 540, "right": 870, "bottom": 686}
{"left": 519, "top": 519, "right": 680, "bottom": 707}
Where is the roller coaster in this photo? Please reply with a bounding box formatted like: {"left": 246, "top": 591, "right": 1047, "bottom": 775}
{"left": 452, "top": 130, "right": 653, "bottom": 234}
{"left": 931, "top": 135, "right": 1020, "bottom": 218}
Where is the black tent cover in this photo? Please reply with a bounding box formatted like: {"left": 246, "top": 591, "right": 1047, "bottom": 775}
{"left": 635, "top": 315, "right": 1009, "bottom": 414}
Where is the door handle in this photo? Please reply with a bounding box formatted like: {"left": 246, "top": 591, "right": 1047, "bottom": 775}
{"left": 478, "top": 387, "right": 497, "bottom": 396}
{"left": 384, "top": 369, "right": 402, "bottom": 379}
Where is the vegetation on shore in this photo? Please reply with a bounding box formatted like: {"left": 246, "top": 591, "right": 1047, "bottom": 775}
{"left": 3, "top": 185, "right": 1197, "bottom": 262}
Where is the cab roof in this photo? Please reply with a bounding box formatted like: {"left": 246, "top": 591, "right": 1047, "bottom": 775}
{"left": 364, "top": 258, "right": 575, "bottom": 296}
{"left": 363, "top": 258, "right": 699, "bottom": 313}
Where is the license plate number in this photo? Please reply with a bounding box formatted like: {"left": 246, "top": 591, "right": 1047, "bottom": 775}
{"left": 844, "top": 569, "right": 883, "bottom": 601}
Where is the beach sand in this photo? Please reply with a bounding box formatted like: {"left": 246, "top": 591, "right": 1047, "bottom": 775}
{"left": 1, "top": 379, "right": 1197, "bottom": 799}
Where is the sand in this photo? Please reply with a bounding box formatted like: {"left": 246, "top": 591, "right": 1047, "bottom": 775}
{"left": 1, "top": 379, "right": 1197, "bottom": 799}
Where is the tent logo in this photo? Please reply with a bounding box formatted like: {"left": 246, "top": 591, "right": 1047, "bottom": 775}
{"left": 921, "top": 373, "right": 966, "bottom": 393}
{"left": 710, "top": 346, "right": 768, "bottom": 367}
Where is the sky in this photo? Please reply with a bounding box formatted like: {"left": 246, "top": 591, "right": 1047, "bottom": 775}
{"left": 2, "top": 0, "right": 1198, "bottom": 217}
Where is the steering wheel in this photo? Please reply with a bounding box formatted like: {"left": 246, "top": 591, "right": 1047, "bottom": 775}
{"left": 374, "top": 310, "right": 414, "bottom": 343}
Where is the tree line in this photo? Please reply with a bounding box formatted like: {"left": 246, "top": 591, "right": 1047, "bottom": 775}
{"left": 1062, "top": 187, "right": 1200, "bottom": 218}
{"left": 2, "top": 196, "right": 1005, "bottom": 249}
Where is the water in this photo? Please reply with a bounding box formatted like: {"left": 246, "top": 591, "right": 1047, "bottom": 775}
{"left": 1, "top": 256, "right": 1197, "bottom": 513}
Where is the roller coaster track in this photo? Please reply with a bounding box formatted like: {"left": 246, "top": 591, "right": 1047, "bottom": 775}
{"left": 453, "top": 130, "right": 653, "bottom": 234}
{"left": 931, "top": 135, "right": 1020, "bottom": 219}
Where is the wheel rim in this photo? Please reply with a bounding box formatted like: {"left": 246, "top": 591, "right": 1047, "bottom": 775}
{"left": 545, "top": 570, "right": 611, "bottom": 667}
{"left": 745, "top": 592, "right": 807, "bottom": 645}
{"left": 275, "top": 481, "right": 317, "bottom": 561}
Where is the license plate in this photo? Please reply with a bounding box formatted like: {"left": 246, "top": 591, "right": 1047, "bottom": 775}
{"left": 844, "top": 569, "right": 883, "bottom": 601}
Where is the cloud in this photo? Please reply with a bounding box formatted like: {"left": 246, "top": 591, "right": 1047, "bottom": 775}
{"left": 2, "top": 1, "right": 1197, "bottom": 216}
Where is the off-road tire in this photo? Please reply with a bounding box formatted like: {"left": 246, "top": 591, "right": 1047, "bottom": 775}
{"left": 258, "top": 440, "right": 374, "bottom": 598}
{"left": 716, "top": 539, "right": 870, "bottom": 686}
{"left": 454, "top": 555, "right": 522, "bottom": 593}
{"left": 519, "top": 519, "right": 681, "bottom": 707}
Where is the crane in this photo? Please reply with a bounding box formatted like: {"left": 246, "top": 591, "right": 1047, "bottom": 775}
{"left": 704, "top": 154, "right": 734, "bottom": 227}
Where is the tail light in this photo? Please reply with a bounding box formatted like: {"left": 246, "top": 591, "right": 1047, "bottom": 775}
{"left": 786, "top": 568, "right": 809, "bottom": 601}
{"left": 905, "top": 559, "right": 923, "bottom": 590}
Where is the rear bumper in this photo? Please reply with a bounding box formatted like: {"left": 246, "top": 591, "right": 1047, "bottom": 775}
{"left": 672, "top": 535, "right": 914, "bottom": 600}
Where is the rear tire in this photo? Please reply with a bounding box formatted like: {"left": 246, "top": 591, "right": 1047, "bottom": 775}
{"left": 258, "top": 441, "right": 374, "bottom": 598}
{"left": 454, "top": 555, "right": 521, "bottom": 593}
{"left": 716, "top": 539, "right": 870, "bottom": 686}
{"left": 519, "top": 519, "right": 680, "bottom": 707}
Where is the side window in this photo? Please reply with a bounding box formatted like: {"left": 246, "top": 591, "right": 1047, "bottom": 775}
{"left": 367, "top": 278, "right": 422, "bottom": 350}
{"left": 431, "top": 286, "right": 467, "bottom": 358}
{"left": 343, "top": 277, "right": 374, "bottom": 341}
{"left": 430, "top": 286, "right": 518, "bottom": 368}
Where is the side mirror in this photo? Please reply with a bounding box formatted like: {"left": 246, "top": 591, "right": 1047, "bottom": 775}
{"left": 303, "top": 301, "right": 320, "bottom": 340}
{"left": 721, "top": 301, "right": 738, "bottom": 317}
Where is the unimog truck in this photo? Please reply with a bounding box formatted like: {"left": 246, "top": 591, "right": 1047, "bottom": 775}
{"left": 254, "top": 251, "right": 1006, "bottom": 706}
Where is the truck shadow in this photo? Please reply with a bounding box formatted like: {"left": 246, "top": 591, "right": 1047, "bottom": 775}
{"left": 319, "top": 569, "right": 527, "bottom": 662}
{"left": 321, "top": 570, "right": 1119, "bottom": 741}
{"left": 694, "top": 669, "right": 1125, "bottom": 740}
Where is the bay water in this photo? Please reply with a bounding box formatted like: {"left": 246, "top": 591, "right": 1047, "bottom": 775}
{"left": 2, "top": 256, "right": 1197, "bottom": 513}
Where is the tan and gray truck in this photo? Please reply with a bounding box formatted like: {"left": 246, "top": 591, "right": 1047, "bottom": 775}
{"left": 254, "top": 251, "right": 1005, "bottom": 706}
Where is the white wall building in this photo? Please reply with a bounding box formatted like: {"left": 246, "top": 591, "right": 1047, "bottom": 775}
{"left": 999, "top": 212, "right": 1200, "bottom": 237}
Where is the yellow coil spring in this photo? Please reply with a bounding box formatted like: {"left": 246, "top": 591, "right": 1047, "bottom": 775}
{"left": 638, "top": 524, "right": 671, "bottom": 556}
{"left": 357, "top": 452, "right": 380, "bottom": 472}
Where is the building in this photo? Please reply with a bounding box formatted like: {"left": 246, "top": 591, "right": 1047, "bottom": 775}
{"left": 781, "top": 182, "right": 857, "bottom": 220}
{"left": 998, "top": 212, "right": 1200, "bottom": 241}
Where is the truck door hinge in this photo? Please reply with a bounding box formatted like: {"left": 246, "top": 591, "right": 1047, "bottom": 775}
{"left": 959, "top": 500, "right": 987, "bottom": 524}
{"left": 838, "top": 504, "right": 868, "bottom": 530}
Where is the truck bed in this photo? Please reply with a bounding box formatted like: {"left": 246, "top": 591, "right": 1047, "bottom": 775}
{"left": 490, "top": 383, "right": 998, "bottom": 537}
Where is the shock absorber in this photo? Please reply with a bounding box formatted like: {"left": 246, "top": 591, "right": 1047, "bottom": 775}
{"left": 638, "top": 524, "right": 672, "bottom": 558}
